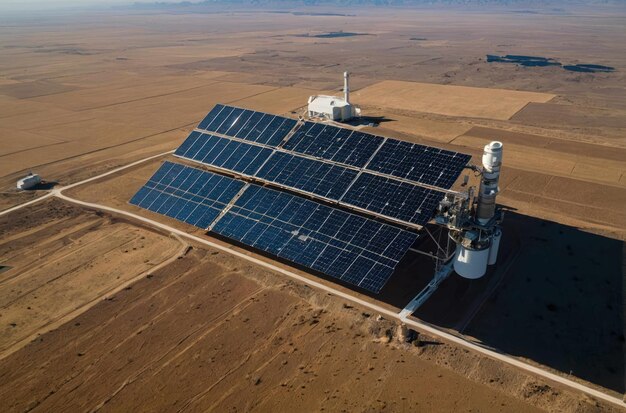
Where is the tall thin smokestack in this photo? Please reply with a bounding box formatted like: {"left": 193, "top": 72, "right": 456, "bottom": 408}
{"left": 343, "top": 71, "right": 350, "bottom": 103}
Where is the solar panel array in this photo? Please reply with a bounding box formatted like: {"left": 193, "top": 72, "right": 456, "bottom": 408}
{"left": 284, "top": 121, "right": 470, "bottom": 188}
{"left": 131, "top": 104, "right": 472, "bottom": 293}
{"left": 256, "top": 152, "right": 358, "bottom": 200}
{"left": 343, "top": 173, "right": 445, "bottom": 225}
{"left": 282, "top": 122, "right": 383, "bottom": 167}
{"left": 175, "top": 132, "right": 272, "bottom": 176}
{"left": 213, "top": 185, "right": 418, "bottom": 293}
{"left": 367, "top": 140, "right": 471, "bottom": 188}
{"left": 131, "top": 161, "right": 417, "bottom": 293}
{"left": 174, "top": 128, "right": 468, "bottom": 226}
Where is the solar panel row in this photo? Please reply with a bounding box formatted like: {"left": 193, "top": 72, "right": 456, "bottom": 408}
{"left": 367, "top": 140, "right": 472, "bottom": 189}
{"left": 130, "top": 161, "right": 245, "bottom": 229}
{"left": 175, "top": 132, "right": 272, "bottom": 176}
{"left": 283, "top": 121, "right": 384, "bottom": 168}
{"left": 213, "top": 186, "right": 417, "bottom": 292}
{"left": 174, "top": 132, "right": 448, "bottom": 226}
{"left": 130, "top": 161, "right": 418, "bottom": 293}
{"left": 342, "top": 173, "right": 445, "bottom": 225}
{"left": 283, "top": 121, "right": 471, "bottom": 189}
{"left": 195, "top": 105, "right": 471, "bottom": 192}
{"left": 212, "top": 185, "right": 418, "bottom": 293}
{"left": 255, "top": 151, "right": 358, "bottom": 201}
{"left": 198, "top": 104, "right": 297, "bottom": 147}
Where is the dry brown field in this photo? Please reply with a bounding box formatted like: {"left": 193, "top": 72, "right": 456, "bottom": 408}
{"left": 354, "top": 80, "right": 555, "bottom": 120}
{"left": 0, "top": 5, "right": 625, "bottom": 412}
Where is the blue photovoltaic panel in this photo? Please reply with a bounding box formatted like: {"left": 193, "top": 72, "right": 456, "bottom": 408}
{"left": 366, "top": 140, "right": 472, "bottom": 189}
{"left": 174, "top": 130, "right": 202, "bottom": 157}
{"left": 196, "top": 104, "right": 297, "bottom": 147}
{"left": 255, "top": 151, "right": 358, "bottom": 200}
{"left": 283, "top": 122, "right": 383, "bottom": 168}
{"left": 233, "top": 111, "right": 264, "bottom": 139}
{"left": 239, "top": 115, "right": 296, "bottom": 147}
{"left": 341, "top": 173, "right": 446, "bottom": 226}
{"left": 130, "top": 161, "right": 245, "bottom": 229}
{"left": 175, "top": 133, "right": 273, "bottom": 176}
{"left": 211, "top": 184, "right": 418, "bottom": 293}
{"left": 197, "top": 104, "right": 227, "bottom": 131}
{"left": 216, "top": 107, "right": 245, "bottom": 135}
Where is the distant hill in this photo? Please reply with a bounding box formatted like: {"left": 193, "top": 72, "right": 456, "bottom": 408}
{"left": 130, "top": 0, "right": 625, "bottom": 8}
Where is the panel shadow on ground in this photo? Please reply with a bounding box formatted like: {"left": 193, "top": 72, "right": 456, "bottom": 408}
{"left": 417, "top": 211, "right": 625, "bottom": 393}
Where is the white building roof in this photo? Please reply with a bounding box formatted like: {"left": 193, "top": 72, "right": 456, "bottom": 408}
{"left": 308, "top": 95, "right": 351, "bottom": 113}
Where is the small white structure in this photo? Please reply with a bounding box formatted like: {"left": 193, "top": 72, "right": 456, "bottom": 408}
{"left": 307, "top": 72, "right": 360, "bottom": 122}
{"left": 17, "top": 172, "right": 41, "bottom": 190}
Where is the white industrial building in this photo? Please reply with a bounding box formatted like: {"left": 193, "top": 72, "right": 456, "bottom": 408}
{"left": 308, "top": 72, "right": 360, "bottom": 122}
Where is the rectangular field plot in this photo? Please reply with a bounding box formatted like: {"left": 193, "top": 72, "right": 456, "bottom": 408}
{"left": 354, "top": 80, "right": 555, "bottom": 120}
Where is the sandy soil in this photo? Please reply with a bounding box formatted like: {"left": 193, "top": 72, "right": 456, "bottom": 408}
{"left": 0, "top": 5, "right": 625, "bottom": 411}
{"left": 0, "top": 199, "right": 181, "bottom": 358}
{"left": 0, "top": 211, "right": 612, "bottom": 412}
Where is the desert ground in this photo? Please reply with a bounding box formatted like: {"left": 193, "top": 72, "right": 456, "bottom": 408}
{"left": 0, "top": 4, "right": 625, "bottom": 412}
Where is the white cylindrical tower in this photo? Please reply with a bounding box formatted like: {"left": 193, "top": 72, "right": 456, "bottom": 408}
{"left": 476, "top": 141, "right": 503, "bottom": 224}
{"left": 343, "top": 71, "right": 350, "bottom": 103}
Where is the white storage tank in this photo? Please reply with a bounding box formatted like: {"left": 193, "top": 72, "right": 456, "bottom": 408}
{"left": 488, "top": 228, "right": 502, "bottom": 265}
{"left": 17, "top": 173, "right": 41, "bottom": 190}
{"left": 453, "top": 244, "right": 490, "bottom": 279}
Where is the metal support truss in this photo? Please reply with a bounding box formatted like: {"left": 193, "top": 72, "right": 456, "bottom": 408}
{"left": 402, "top": 225, "right": 456, "bottom": 317}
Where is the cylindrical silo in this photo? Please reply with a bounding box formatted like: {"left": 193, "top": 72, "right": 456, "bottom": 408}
{"left": 453, "top": 243, "right": 490, "bottom": 279}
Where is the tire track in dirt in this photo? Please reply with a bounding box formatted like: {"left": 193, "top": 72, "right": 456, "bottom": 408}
{"left": 0, "top": 222, "right": 123, "bottom": 288}
{"left": 179, "top": 300, "right": 323, "bottom": 412}
{"left": 238, "top": 332, "right": 334, "bottom": 411}
{"left": 0, "top": 217, "right": 99, "bottom": 273}
{"left": 7, "top": 255, "right": 243, "bottom": 407}
{"left": 88, "top": 285, "right": 268, "bottom": 412}
{"left": 74, "top": 81, "right": 223, "bottom": 112}
{"left": 0, "top": 233, "right": 137, "bottom": 309}
{"left": 0, "top": 233, "right": 187, "bottom": 362}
